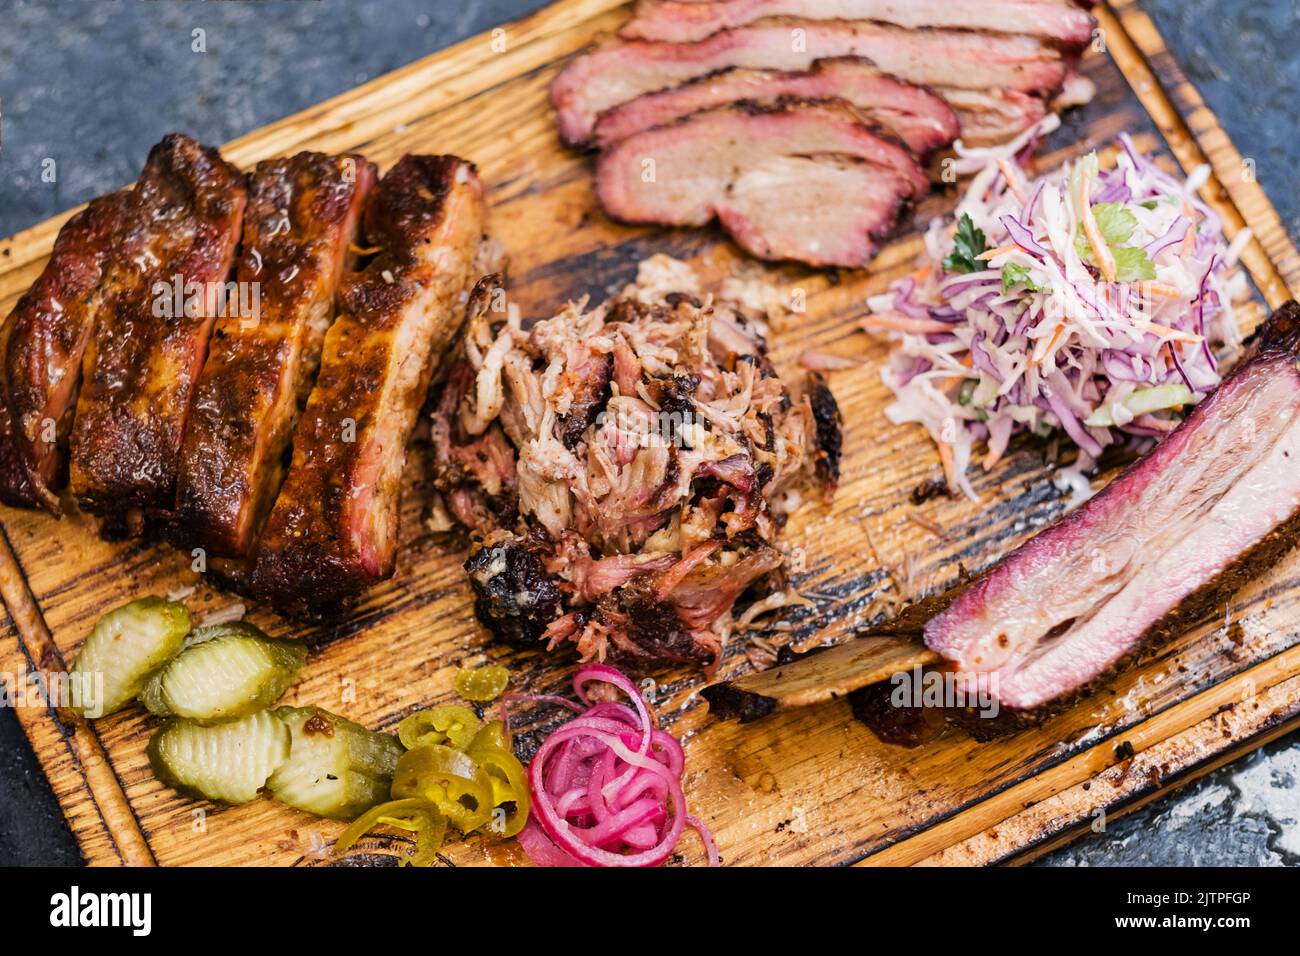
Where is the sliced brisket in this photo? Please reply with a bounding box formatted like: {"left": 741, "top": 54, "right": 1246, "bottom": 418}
{"left": 592, "top": 57, "right": 959, "bottom": 154}
{"left": 622, "top": 0, "right": 1096, "bottom": 46}
{"left": 0, "top": 192, "right": 130, "bottom": 513}
{"left": 171, "top": 152, "right": 376, "bottom": 557}
{"left": 69, "top": 134, "right": 247, "bottom": 517}
{"left": 552, "top": 19, "right": 1069, "bottom": 145}
{"left": 596, "top": 101, "right": 925, "bottom": 267}
{"left": 250, "top": 155, "right": 489, "bottom": 610}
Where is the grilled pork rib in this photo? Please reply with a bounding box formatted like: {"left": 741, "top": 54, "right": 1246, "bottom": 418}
{"left": 250, "top": 155, "right": 489, "bottom": 609}
{"left": 926, "top": 302, "right": 1300, "bottom": 713}
{"left": 69, "top": 134, "right": 248, "bottom": 519}
{"left": 592, "top": 58, "right": 959, "bottom": 154}
{"left": 171, "top": 153, "right": 376, "bottom": 557}
{"left": 552, "top": 19, "right": 1069, "bottom": 146}
{"left": 596, "top": 101, "right": 925, "bottom": 267}
{"left": 0, "top": 192, "right": 131, "bottom": 513}
{"left": 622, "top": 0, "right": 1096, "bottom": 46}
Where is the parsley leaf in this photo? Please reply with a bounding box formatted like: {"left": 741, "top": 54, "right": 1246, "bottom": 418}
{"left": 1091, "top": 202, "right": 1138, "bottom": 245}
{"left": 1074, "top": 202, "right": 1153, "bottom": 281}
{"left": 1001, "top": 262, "right": 1044, "bottom": 294}
{"left": 1112, "top": 246, "right": 1157, "bottom": 282}
{"left": 943, "top": 213, "right": 987, "bottom": 274}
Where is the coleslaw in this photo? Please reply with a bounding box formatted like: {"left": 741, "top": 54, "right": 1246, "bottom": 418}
{"left": 863, "top": 116, "right": 1253, "bottom": 500}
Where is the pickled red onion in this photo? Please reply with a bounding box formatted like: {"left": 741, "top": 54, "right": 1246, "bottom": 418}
{"left": 518, "top": 663, "right": 719, "bottom": 867}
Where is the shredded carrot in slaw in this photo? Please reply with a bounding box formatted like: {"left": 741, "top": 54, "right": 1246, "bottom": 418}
{"left": 1134, "top": 280, "right": 1184, "bottom": 298}
{"left": 998, "top": 158, "right": 1028, "bottom": 205}
{"left": 1144, "top": 321, "right": 1202, "bottom": 343}
{"left": 1078, "top": 168, "right": 1118, "bottom": 283}
{"left": 975, "top": 244, "right": 1022, "bottom": 261}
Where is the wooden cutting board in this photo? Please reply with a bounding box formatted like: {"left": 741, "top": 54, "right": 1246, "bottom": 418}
{"left": 2, "top": 0, "right": 1299, "bottom": 868}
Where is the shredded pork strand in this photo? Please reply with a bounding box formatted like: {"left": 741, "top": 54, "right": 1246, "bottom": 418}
{"left": 433, "top": 257, "right": 842, "bottom": 671}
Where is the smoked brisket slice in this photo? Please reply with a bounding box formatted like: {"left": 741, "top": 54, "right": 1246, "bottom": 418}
{"left": 250, "top": 156, "right": 489, "bottom": 610}
{"left": 69, "top": 134, "right": 247, "bottom": 518}
{"left": 622, "top": 0, "right": 1096, "bottom": 46}
{"left": 927, "top": 302, "right": 1300, "bottom": 713}
{"left": 596, "top": 101, "right": 925, "bottom": 267}
{"left": 171, "top": 153, "right": 377, "bottom": 557}
{"left": 0, "top": 192, "right": 130, "bottom": 513}
{"left": 552, "top": 19, "right": 1069, "bottom": 146}
{"left": 592, "top": 57, "right": 959, "bottom": 154}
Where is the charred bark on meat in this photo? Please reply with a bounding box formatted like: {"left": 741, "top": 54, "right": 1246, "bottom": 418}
{"left": 465, "top": 536, "right": 566, "bottom": 649}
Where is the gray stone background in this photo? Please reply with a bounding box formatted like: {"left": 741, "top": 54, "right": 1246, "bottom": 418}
{"left": 0, "top": 0, "right": 1297, "bottom": 866}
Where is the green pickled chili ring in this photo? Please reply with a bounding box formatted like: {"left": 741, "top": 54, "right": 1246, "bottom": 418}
{"left": 391, "top": 745, "right": 494, "bottom": 832}
{"left": 454, "top": 664, "right": 510, "bottom": 702}
{"left": 468, "top": 744, "right": 530, "bottom": 838}
{"left": 468, "top": 718, "right": 509, "bottom": 754}
{"left": 333, "top": 798, "right": 448, "bottom": 868}
{"left": 397, "top": 705, "right": 481, "bottom": 751}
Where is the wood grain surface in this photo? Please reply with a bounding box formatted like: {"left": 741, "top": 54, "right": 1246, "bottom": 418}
{"left": 1, "top": 0, "right": 1298, "bottom": 867}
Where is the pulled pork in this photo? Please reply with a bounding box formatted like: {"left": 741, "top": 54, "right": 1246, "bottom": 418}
{"left": 433, "top": 257, "right": 842, "bottom": 670}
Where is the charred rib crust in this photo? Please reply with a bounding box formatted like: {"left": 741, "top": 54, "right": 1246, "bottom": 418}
{"left": 69, "top": 134, "right": 248, "bottom": 517}
{"left": 250, "top": 155, "right": 488, "bottom": 611}
{"left": 0, "top": 400, "right": 40, "bottom": 510}
{"left": 171, "top": 152, "right": 376, "bottom": 557}
{"left": 1250, "top": 297, "right": 1300, "bottom": 356}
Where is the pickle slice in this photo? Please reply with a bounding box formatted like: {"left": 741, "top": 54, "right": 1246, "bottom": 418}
{"left": 148, "top": 710, "right": 291, "bottom": 804}
{"left": 139, "top": 623, "right": 306, "bottom": 724}
{"left": 70, "top": 597, "right": 191, "bottom": 718}
{"left": 268, "top": 707, "right": 403, "bottom": 820}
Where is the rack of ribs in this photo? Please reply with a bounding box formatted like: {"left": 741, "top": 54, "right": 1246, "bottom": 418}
{"left": 170, "top": 152, "right": 377, "bottom": 557}
{"left": 250, "top": 155, "right": 490, "bottom": 610}
{"left": 68, "top": 133, "right": 247, "bottom": 527}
